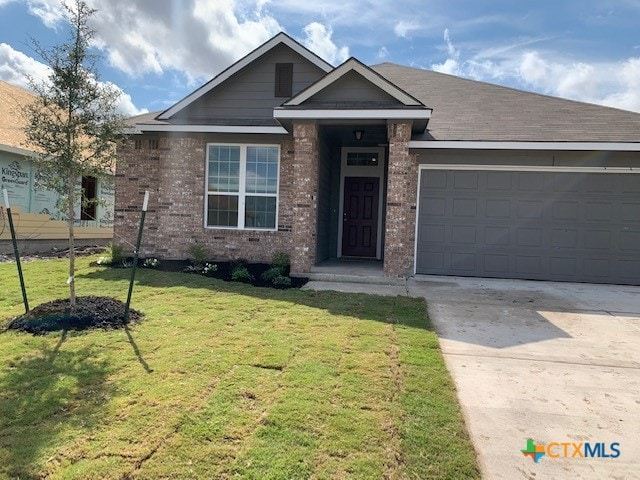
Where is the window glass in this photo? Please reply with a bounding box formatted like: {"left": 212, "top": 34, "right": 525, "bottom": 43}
{"left": 206, "top": 144, "right": 279, "bottom": 229}
{"left": 246, "top": 146, "right": 278, "bottom": 194}
{"left": 245, "top": 196, "right": 276, "bottom": 229}
{"left": 347, "top": 151, "right": 379, "bottom": 166}
{"left": 206, "top": 194, "right": 238, "bottom": 227}
{"left": 208, "top": 145, "right": 240, "bottom": 192}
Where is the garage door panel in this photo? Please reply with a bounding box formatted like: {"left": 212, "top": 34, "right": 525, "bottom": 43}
{"left": 453, "top": 198, "right": 477, "bottom": 216}
{"left": 516, "top": 256, "right": 542, "bottom": 274}
{"left": 485, "top": 226, "right": 510, "bottom": 245}
{"left": 517, "top": 200, "right": 544, "bottom": 219}
{"left": 620, "top": 231, "right": 640, "bottom": 251}
{"left": 621, "top": 203, "right": 640, "bottom": 221}
{"left": 550, "top": 257, "right": 578, "bottom": 276}
{"left": 551, "top": 229, "right": 578, "bottom": 248}
{"left": 553, "top": 201, "right": 579, "bottom": 220}
{"left": 587, "top": 202, "right": 613, "bottom": 221}
{"left": 584, "top": 230, "right": 612, "bottom": 249}
{"left": 585, "top": 175, "right": 615, "bottom": 192}
{"left": 621, "top": 176, "right": 640, "bottom": 193}
{"left": 451, "top": 225, "right": 477, "bottom": 244}
{"left": 417, "top": 169, "right": 640, "bottom": 285}
{"left": 422, "top": 170, "right": 447, "bottom": 189}
{"left": 451, "top": 253, "right": 476, "bottom": 272}
{"left": 421, "top": 224, "right": 445, "bottom": 243}
{"left": 421, "top": 197, "right": 446, "bottom": 216}
{"left": 583, "top": 258, "right": 611, "bottom": 278}
{"left": 484, "top": 254, "right": 509, "bottom": 273}
{"left": 518, "top": 173, "right": 546, "bottom": 191}
{"left": 619, "top": 259, "right": 640, "bottom": 279}
{"left": 486, "top": 172, "right": 512, "bottom": 190}
{"left": 486, "top": 199, "right": 511, "bottom": 217}
{"left": 453, "top": 171, "right": 480, "bottom": 189}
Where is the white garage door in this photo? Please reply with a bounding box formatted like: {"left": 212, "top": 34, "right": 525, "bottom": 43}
{"left": 416, "top": 168, "right": 640, "bottom": 285}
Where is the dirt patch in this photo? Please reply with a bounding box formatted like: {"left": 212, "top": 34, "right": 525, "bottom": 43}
{"left": 6, "top": 296, "right": 143, "bottom": 335}
{"left": 0, "top": 246, "right": 106, "bottom": 263}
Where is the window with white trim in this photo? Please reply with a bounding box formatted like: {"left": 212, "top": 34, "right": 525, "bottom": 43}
{"left": 206, "top": 144, "right": 279, "bottom": 230}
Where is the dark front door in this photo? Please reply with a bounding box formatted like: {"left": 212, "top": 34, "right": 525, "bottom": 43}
{"left": 342, "top": 176, "right": 379, "bottom": 257}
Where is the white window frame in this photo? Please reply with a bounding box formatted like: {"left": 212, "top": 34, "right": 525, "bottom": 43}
{"left": 204, "top": 143, "right": 280, "bottom": 231}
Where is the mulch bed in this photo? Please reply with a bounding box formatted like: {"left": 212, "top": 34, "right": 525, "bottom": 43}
{"left": 139, "top": 260, "right": 308, "bottom": 289}
{"left": 7, "top": 296, "right": 142, "bottom": 335}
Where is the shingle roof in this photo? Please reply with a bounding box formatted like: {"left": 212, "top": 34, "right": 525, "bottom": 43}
{"left": 0, "top": 81, "right": 35, "bottom": 150}
{"left": 372, "top": 63, "right": 640, "bottom": 142}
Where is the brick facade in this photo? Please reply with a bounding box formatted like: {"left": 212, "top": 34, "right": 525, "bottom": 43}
{"left": 116, "top": 122, "right": 417, "bottom": 277}
{"left": 115, "top": 134, "right": 294, "bottom": 263}
{"left": 290, "top": 122, "right": 319, "bottom": 274}
{"left": 383, "top": 121, "right": 418, "bottom": 277}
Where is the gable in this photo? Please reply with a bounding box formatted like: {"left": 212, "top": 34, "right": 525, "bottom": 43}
{"left": 171, "top": 43, "right": 328, "bottom": 125}
{"left": 300, "top": 70, "right": 402, "bottom": 107}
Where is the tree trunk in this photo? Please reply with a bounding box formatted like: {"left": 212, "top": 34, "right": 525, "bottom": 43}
{"left": 68, "top": 178, "right": 76, "bottom": 312}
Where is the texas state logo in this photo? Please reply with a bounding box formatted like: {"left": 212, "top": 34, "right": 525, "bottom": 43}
{"left": 522, "top": 439, "right": 546, "bottom": 463}
{"left": 522, "top": 439, "right": 621, "bottom": 463}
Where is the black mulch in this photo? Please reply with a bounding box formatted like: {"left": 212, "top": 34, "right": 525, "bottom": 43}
{"left": 6, "top": 296, "right": 143, "bottom": 335}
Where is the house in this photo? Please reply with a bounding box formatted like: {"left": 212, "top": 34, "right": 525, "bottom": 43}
{"left": 117, "top": 33, "right": 640, "bottom": 285}
{"left": 0, "top": 81, "right": 115, "bottom": 253}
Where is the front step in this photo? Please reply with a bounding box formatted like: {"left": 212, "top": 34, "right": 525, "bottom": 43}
{"left": 293, "top": 271, "right": 405, "bottom": 286}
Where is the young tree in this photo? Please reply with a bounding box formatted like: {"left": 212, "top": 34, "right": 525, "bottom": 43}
{"left": 22, "top": 0, "right": 124, "bottom": 311}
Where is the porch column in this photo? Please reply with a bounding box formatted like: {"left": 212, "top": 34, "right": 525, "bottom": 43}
{"left": 384, "top": 121, "right": 417, "bottom": 277}
{"left": 290, "top": 122, "right": 319, "bottom": 274}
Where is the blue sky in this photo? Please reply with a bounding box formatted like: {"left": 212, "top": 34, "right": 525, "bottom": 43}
{"left": 1, "top": 0, "right": 639, "bottom": 116}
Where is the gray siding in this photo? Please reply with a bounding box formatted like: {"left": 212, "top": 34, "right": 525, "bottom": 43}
{"left": 173, "top": 44, "right": 327, "bottom": 123}
{"left": 307, "top": 71, "right": 400, "bottom": 106}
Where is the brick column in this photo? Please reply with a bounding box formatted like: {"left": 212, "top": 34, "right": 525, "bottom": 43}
{"left": 383, "top": 121, "right": 417, "bottom": 277}
{"left": 290, "top": 122, "right": 319, "bottom": 274}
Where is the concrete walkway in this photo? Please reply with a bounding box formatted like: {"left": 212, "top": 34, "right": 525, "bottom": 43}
{"left": 304, "top": 276, "right": 640, "bottom": 479}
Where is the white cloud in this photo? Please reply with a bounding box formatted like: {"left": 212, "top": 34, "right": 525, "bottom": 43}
{"left": 377, "top": 46, "right": 389, "bottom": 59}
{"left": 19, "top": 0, "right": 283, "bottom": 81}
{"left": 0, "top": 42, "right": 51, "bottom": 89}
{"left": 393, "top": 20, "right": 420, "bottom": 39}
{"left": 517, "top": 51, "right": 640, "bottom": 112}
{"left": 25, "top": 0, "right": 64, "bottom": 28}
{"left": 0, "top": 43, "right": 146, "bottom": 116}
{"left": 430, "top": 29, "right": 640, "bottom": 113}
{"left": 431, "top": 29, "right": 461, "bottom": 75}
{"left": 301, "top": 22, "right": 349, "bottom": 65}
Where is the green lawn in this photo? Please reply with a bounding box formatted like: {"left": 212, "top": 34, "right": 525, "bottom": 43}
{"left": 0, "top": 257, "right": 479, "bottom": 479}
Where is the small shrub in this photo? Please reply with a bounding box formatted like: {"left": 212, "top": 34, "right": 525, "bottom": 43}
{"left": 260, "top": 266, "right": 284, "bottom": 283}
{"left": 187, "top": 244, "right": 208, "bottom": 266}
{"left": 203, "top": 263, "right": 218, "bottom": 276}
{"left": 271, "top": 251, "right": 290, "bottom": 269}
{"left": 272, "top": 275, "right": 292, "bottom": 288}
{"left": 96, "top": 256, "right": 111, "bottom": 266}
{"left": 102, "top": 242, "right": 124, "bottom": 265}
{"left": 121, "top": 259, "right": 134, "bottom": 269}
{"left": 142, "top": 258, "right": 160, "bottom": 269}
{"left": 231, "top": 258, "right": 248, "bottom": 270}
{"left": 231, "top": 266, "right": 253, "bottom": 283}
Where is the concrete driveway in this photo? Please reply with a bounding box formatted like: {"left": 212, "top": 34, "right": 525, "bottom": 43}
{"left": 407, "top": 276, "right": 640, "bottom": 480}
